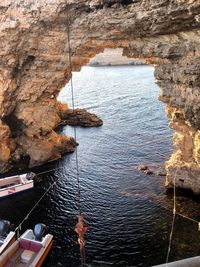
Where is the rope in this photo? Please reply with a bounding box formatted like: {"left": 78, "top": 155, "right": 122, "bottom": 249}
{"left": 15, "top": 173, "right": 63, "bottom": 236}
{"left": 66, "top": 8, "right": 86, "bottom": 267}
{"left": 166, "top": 168, "right": 177, "bottom": 264}
{"left": 80, "top": 248, "right": 86, "bottom": 267}
{"left": 34, "top": 163, "right": 162, "bottom": 180}
{"left": 149, "top": 194, "right": 200, "bottom": 225}
{"left": 16, "top": 169, "right": 200, "bottom": 237}
{"left": 36, "top": 166, "right": 67, "bottom": 176}
{"left": 176, "top": 212, "right": 199, "bottom": 224}
{"left": 66, "top": 8, "right": 81, "bottom": 216}
{"left": 34, "top": 130, "right": 172, "bottom": 177}
{"left": 147, "top": 188, "right": 200, "bottom": 266}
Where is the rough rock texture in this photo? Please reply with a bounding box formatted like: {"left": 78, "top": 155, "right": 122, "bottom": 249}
{"left": 0, "top": 1, "right": 200, "bottom": 193}
{"left": 88, "top": 48, "right": 145, "bottom": 66}
{"left": 61, "top": 108, "right": 103, "bottom": 127}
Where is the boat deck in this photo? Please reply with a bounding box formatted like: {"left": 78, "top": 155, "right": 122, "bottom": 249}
{"left": 2, "top": 239, "right": 41, "bottom": 267}
{"left": 5, "top": 247, "right": 36, "bottom": 266}
{"left": 0, "top": 230, "right": 53, "bottom": 267}
{"left": 0, "top": 178, "right": 21, "bottom": 189}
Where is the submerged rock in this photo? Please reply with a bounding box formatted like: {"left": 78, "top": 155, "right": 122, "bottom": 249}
{"left": 16, "top": 133, "right": 77, "bottom": 168}
{"left": 144, "top": 169, "right": 153, "bottom": 175}
{"left": 61, "top": 108, "right": 103, "bottom": 127}
{"left": 138, "top": 164, "right": 166, "bottom": 176}
{"left": 138, "top": 165, "right": 148, "bottom": 171}
{"left": 0, "top": 0, "right": 200, "bottom": 193}
{"left": 138, "top": 165, "right": 153, "bottom": 175}
{"left": 156, "top": 167, "right": 167, "bottom": 177}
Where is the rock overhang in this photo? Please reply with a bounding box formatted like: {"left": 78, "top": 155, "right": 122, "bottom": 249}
{"left": 0, "top": 0, "right": 200, "bottom": 193}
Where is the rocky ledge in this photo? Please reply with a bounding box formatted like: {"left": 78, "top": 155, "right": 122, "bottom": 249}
{"left": 0, "top": 101, "right": 102, "bottom": 172}
{"left": 1, "top": 1, "right": 200, "bottom": 193}
{"left": 60, "top": 108, "right": 103, "bottom": 127}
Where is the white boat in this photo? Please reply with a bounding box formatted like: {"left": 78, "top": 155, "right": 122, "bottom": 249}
{"left": 0, "top": 220, "right": 15, "bottom": 255}
{"left": 0, "top": 173, "right": 35, "bottom": 199}
{"left": 0, "top": 224, "right": 53, "bottom": 267}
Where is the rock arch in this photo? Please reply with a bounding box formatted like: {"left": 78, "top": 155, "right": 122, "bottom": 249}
{"left": 0, "top": 0, "right": 200, "bottom": 192}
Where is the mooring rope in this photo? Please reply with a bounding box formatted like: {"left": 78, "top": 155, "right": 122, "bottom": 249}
{"left": 66, "top": 6, "right": 81, "bottom": 217}
{"left": 166, "top": 168, "right": 177, "bottom": 264}
{"left": 15, "top": 173, "right": 63, "bottom": 238}
{"left": 147, "top": 189, "right": 200, "bottom": 225}
{"left": 36, "top": 166, "right": 66, "bottom": 176}
{"left": 66, "top": 7, "right": 86, "bottom": 267}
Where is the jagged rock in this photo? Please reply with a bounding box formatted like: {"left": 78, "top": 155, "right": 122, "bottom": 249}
{"left": 0, "top": 120, "right": 15, "bottom": 172}
{"left": 138, "top": 164, "right": 166, "bottom": 176}
{"left": 138, "top": 164, "right": 148, "bottom": 171}
{"left": 144, "top": 169, "right": 153, "bottom": 175}
{"left": 16, "top": 133, "right": 77, "bottom": 168}
{"left": 0, "top": 0, "right": 200, "bottom": 193}
{"left": 88, "top": 48, "right": 146, "bottom": 66}
{"left": 156, "top": 167, "right": 166, "bottom": 177}
{"left": 61, "top": 108, "right": 103, "bottom": 127}
{"left": 138, "top": 165, "right": 153, "bottom": 175}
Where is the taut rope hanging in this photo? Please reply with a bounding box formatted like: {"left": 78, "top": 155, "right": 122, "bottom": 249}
{"left": 166, "top": 168, "right": 178, "bottom": 264}
{"left": 15, "top": 174, "right": 63, "bottom": 238}
{"left": 66, "top": 6, "right": 81, "bottom": 216}
{"left": 66, "top": 8, "right": 87, "bottom": 267}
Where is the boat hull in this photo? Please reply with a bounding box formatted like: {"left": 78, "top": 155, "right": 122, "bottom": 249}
{"left": 35, "top": 239, "right": 53, "bottom": 267}
{"left": 0, "top": 232, "right": 16, "bottom": 255}
{"left": 0, "top": 181, "right": 33, "bottom": 198}
{"left": 0, "top": 232, "right": 53, "bottom": 267}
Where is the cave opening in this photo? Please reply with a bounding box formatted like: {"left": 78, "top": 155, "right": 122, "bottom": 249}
{"left": 54, "top": 48, "right": 175, "bottom": 266}
{"left": 58, "top": 48, "right": 173, "bottom": 169}
{"left": 2, "top": 111, "right": 24, "bottom": 138}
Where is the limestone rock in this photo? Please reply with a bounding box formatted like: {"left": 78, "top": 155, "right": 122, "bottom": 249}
{"left": 156, "top": 167, "right": 166, "bottom": 177}
{"left": 16, "top": 132, "right": 77, "bottom": 168}
{"left": 138, "top": 164, "right": 148, "bottom": 171}
{"left": 61, "top": 108, "right": 103, "bottom": 127}
{"left": 0, "top": 0, "right": 200, "bottom": 193}
{"left": 88, "top": 48, "right": 145, "bottom": 66}
{"left": 144, "top": 169, "right": 153, "bottom": 175}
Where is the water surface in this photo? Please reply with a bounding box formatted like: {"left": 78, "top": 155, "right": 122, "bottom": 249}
{"left": 1, "top": 66, "right": 200, "bottom": 267}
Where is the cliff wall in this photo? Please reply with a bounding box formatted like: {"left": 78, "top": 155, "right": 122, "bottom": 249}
{"left": 0, "top": 0, "right": 200, "bottom": 192}
{"left": 88, "top": 48, "right": 145, "bottom": 65}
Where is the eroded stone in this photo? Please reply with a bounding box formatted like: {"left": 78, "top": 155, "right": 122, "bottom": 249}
{"left": 0, "top": 0, "right": 200, "bottom": 193}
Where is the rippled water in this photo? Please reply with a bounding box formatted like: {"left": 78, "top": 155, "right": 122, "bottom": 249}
{"left": 1, "top": 66, "right": 200, "bottom": 267}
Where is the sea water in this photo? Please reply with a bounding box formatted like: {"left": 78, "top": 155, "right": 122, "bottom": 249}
{"left": 1, "top": 66, "right": 200, "bottom": 266}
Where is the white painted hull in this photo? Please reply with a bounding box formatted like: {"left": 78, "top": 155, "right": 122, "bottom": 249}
{"left": 0, "top": 181, "right": 33, "bottom": 198}
{"left": 0, "top": 173, "right": 35, "bottom": 199}
{"left": 0, "top": 232, "right": 16, "bottom": 255}
{"left": 0, "top": 230, "right": 53, "bottom": 267}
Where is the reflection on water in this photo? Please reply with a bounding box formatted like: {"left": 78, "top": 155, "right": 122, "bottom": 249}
{"left": 1, "top": 66, "right": 200, "bottom": 266}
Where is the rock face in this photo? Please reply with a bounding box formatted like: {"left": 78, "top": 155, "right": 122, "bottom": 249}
{"left": 61, "top": 108, "right": 103, "bottom": 127}
{"left": 0, "top": 1, "right": 200, "bottom": 193}
{"left": 88, "top": 48, "right": 145, "bottom": 66}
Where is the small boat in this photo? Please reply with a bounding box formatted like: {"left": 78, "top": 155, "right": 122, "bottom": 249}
{"left": 0, "top": 220, "right": 15, "bottom": 255}
{"left": 0, "top": 173, "right": 35, "bottom": 199}
{"left": 0, "top": 223, "right": 53, "bottom": 267}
